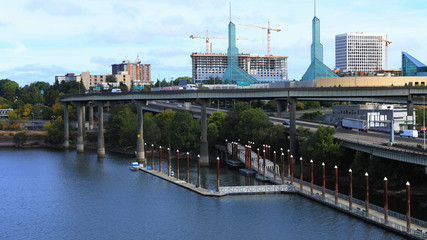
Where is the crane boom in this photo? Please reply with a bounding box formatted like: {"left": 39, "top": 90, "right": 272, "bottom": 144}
{"left": 189, "top": 29, "right": 248, "bottom": 53}
{"left": 239, "top": 21, "right": 281, "bottom": 56}
{"left": 376, "top": 36, "right": 392, "bottom": 70}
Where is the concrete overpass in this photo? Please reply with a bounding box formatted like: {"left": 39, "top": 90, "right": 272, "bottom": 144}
{"left": 60, "top": 86, "right": 427, "bottom": 165}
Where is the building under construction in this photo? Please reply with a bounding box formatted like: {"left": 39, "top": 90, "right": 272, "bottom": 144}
{"left": 191, "top": 52, "right": 288, "bottom": 83}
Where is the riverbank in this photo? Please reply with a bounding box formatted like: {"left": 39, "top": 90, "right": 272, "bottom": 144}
{"left": 0, "top": 130, "right": 50, "bottom": 148}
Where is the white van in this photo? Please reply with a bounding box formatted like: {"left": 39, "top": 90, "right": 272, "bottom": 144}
{"left": 111, "top": 89, "right": 122, "bottom": 93}
{"left": 400, "top": 130, "right": 418, "bottom": 139}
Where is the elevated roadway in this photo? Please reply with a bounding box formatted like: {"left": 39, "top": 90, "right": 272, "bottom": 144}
{"left": 60, "top": 86, "right": 427, "bottom": 165}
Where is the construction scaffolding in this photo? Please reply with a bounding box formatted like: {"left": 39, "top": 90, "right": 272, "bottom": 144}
{"left": 191, "top": 53, "right": 288, "bottom": 83}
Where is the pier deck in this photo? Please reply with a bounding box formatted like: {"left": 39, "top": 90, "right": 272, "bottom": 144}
{"left": 139, "top": 167, "right": 226, "bottom": 197}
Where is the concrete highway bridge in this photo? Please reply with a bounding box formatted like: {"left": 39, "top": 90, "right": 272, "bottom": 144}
{"left": 60, "top": 86, "right": 427, "bottom": 166}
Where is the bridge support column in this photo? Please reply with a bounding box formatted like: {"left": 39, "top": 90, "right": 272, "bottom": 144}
{"left": 63, "top": 103, "right": 69, "bottom": 149}
{"left": 82, "top": 105, "right": 86, "bottom": 140}
{"left": 275, "top": 99, "right": 286, "bottom": 118}
{"left": 135, "top": 100, "right": 147, "bottom": 165}
{"left": 96, "top": 101, "right": 105, "bottom": 158}
{"left": 407, "top": 95, "right": 414, "bottom": 129}
{"left": 76, "top": 102, "right": 84, "bottom": 153}
{"left": 200, "top": 99, "right": 209, "bottom": 166}
{"left": 89, "top": 102, "right": 93, "bottom": 130}
{"left": 288, "top": 98, "right": 297, "bottom": 158}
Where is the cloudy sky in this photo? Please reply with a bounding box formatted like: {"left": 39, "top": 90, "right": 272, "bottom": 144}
{"left": 0, "top": 0, "right": 426, "bottom": 86}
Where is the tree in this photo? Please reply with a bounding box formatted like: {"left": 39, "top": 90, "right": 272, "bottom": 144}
{"left": 265, "top": 100, "right": 277, "bottom": 112}
{"left": 208, "top": 111, "right": 226, "bottom": 130}
{"left": 222, "top": 101, "right": 251, "bottom": 140}
{"left": 108, "top": 105, "right": 137, "bottom": 147}
{"left": 265, "top": 124, "right": 289, "bottom": 151}
{"left": 299, "top": 126, "right": 342, "bottom": 165}
{"left": 143, "top": 112, "right": 161, "bottom": 146}
{"left": 169, "top": 110, "right": 199, "bottom": 151}
{"left": 154, "top": 109, "right": 175, "bottom": 147}
{"left": 296, "top": 101, "right": 305, "bottom": 110}
{"left": 233, "top": 108, "right": 272, "bottom": 146}
{"left": 106, "top": 75, "right": 117, "bottom": 83}
{"left": 0, "top": 79, "right": 19, "bottom": 98}
{"left": 207, "top": 123, "right": 219, "bottom": 148}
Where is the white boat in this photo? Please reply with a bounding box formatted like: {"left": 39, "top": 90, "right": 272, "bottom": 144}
{"left": 130, "top": 161, "right": 140, "bottom": 171}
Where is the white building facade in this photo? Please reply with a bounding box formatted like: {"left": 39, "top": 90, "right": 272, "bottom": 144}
{"left": 335, "top": 32, "right": 384, "bottom": 73}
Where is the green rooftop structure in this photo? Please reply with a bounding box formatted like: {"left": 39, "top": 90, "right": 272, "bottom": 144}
{"left": 301, "top": 3, "right": 337, "bottom": 81}
{"left": 222, "top": 21, "right": 256, "bottom": 84}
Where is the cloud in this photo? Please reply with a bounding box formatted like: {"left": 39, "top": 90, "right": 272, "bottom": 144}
{"left": 0, "top": 64, "right": 74, "bottom": 86}
{"left": 25, "top": 0, "right": 89, "bottom": 16}
{"left": 112, "top": 3, "right": 140, "bottom": 19}
{"left": 12, "top": 42, "right": 28, "bottom": 54}
{"left": 90, "top": 57, "right": 118, "bottom": 66}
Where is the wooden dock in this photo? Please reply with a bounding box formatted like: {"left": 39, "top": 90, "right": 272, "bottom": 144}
{"left": 139, "top": 167, "right": 226, "bottom": 197}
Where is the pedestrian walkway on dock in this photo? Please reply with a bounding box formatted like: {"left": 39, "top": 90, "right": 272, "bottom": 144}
{"left": 223, "top": 142, "right": 427, "bottom": 240}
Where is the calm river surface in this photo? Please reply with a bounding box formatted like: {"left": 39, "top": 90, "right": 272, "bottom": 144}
{"left": 0, "top": 148, "right": 405, "bottom": 239}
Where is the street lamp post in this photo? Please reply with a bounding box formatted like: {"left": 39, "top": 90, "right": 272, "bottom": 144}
{"left": 424, "top": 96, "right": 425, "bottom": 150}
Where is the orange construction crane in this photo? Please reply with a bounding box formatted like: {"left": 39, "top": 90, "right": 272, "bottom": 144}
{"left": 190, "top": 30, "right": 247, "bottom": 53}
{"left": 239, "top": 21, "right": 281, "bottom": 56}
{"left": 376, "top": 35, "right": 392, "bottom": 70}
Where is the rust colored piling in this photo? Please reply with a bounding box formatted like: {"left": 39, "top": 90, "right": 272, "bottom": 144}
{"left": 263, "top": 150, "right": 266, "bottom": 179}
{"left": 144, "top": 143, "right": 147, "bottom": 161}
{"left": 268, "top": 145, "right": 271, "bottom": 161}
{"left": 335, "top": 165, "right": 338, "bottom": 202}
{"left": 197, "top": 155, "right": 200, "bottom": 188}
{"left": 365, "top": 172, "right": 369, "bottom": 214}
{"left": 310, "top": 160, "right": 313, "bottom": 193}
{"left": 406, "top": 181, "right": 411, "bottom": 230}
{"left": 384, "top": 177, "right": 388, "bottom": 222}
{"left": 246, "top": 146, "right": 249, "bottom": 170}
{"left": 249, "top": 146, "right": 252, "bottom": 170}
{"left": 176, "top": 150, "right": 180, "bottom": 180}
{"left": 159, "top": 146, "right": 162, "bottom": 173}
{"left": 290, "top": 155, "right": 294, "bottom": 184}
{"left": 257, "top": 148, "right": 260, "bottom": 173}
{"left": 216, "top": 157, "right": 220, "bottom": 192}
{"left": 287, "top": 149, "right": 290, "bottom": 177}
{"left": 186, "top": 152, "right": 190, "bottom": 183}
{"left": 349, "top": 169, "right": 353, "bottom": 209}
{"left": 273, "top": 151, "right": 277, "bottom": 181}
{"left": 300, "top": 157, "right": 303, "bottom": 189}
{"left": 281, "top": 153, "right": 285, "bottom": 183}
{"left": 322, "top": 163, "right": 325, "bottom": 197}
{"left": 151, "top": 144, "right": 154, "bottom": 170}
{"left": 167, "top": 148, "right": 171, "bottom": 176}
{"left": 225, "top": 139, "right": 228, "bottom": 152}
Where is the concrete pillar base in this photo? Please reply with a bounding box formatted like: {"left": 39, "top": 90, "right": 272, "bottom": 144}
{"left": 76, "top": 144, "right": 84, "bottom": 153}
{"left": 200, "top": 140, "right": 209, "bottom": 166}
{"left": 64, "top": 141, "right": 69, "bottom": 149}
{"left": 97, "top": 149, "right": 105, "bottom": 158}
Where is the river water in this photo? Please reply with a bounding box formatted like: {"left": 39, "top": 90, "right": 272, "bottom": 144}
{"left": 0, "top": 148, "right": 405, "bottom": 239}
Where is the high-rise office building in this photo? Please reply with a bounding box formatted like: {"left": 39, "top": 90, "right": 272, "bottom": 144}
{"left": 335, "top": 32, "right": 384, "bottom": 73}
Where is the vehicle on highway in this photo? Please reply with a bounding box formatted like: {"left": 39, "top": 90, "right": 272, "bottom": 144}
{"left": 151, "top": 101, "right": 156, "bottom": 104}
{"left": 111, "top": 89, "right": 122, "bottom": 93}
{"left": 341, "top": 118, "right": 368, "bottom": 132}
{"left": 282, "top": 121, "right": 290, "bottom": 125}
{"left": 400, "top": 130, "right": 418, "bottom": 139}
{"left": 177, "top": 104, "right": 183, "bottom": 108}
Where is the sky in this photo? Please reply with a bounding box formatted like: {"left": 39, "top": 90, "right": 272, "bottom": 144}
{"left": 0, "top": 0, "right": 427, "bottom": 86}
